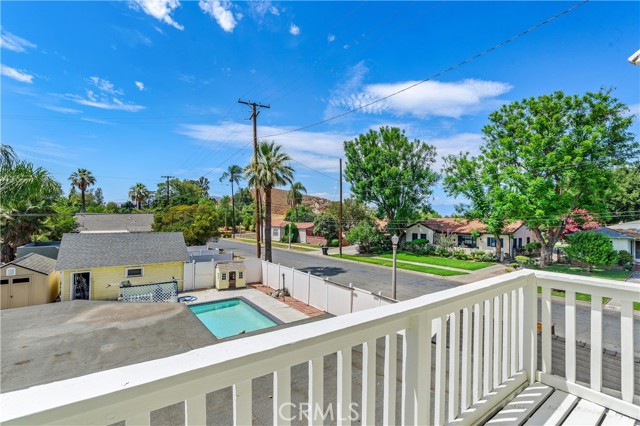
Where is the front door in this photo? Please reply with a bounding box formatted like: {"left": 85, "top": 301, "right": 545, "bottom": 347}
{"left": 72, "top": 272, "right": 91, "bottom": 300}
{"left": 636, "top": 241, "right": 640, "bottom": 262}
{"left": 229, "top": 271, "right": 236, "bottom": 289}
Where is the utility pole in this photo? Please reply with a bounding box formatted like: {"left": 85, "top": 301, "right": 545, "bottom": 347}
{"left": 339, "top": 159, "right": 343, "bottom": 258}
{"left": 238, "top": 99, "right": 270, "bottom": 259}
{"left": 161, "top": 175, "right": 174, "bottom": 206}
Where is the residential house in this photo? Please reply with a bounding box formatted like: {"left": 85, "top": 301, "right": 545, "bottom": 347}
{"left": 404, "top": 218, "right": 537, "bottom": 258}
{"left": 0, "top": 253, "right": 60, "bottom": 310}
{"left": 75, "top": 213, "right": 155, "bottom": 233}
{"left": 588, "top": 221, "right": 640, "bottom": 267}
{"left": 56, "top": 232, "right": 188, "bottom": 301}
{"left": 271, "top": 221, "right": 316, "bottom": 244}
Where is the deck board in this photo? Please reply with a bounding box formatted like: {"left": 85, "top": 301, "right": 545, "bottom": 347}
{"left": 486, "top": 383, "right": 553, "bottom": 425}
{"left": 561, "top": 399, "right": 606, "bottom": 426}
{"left": 523, "top": 389, "right": 577, "bottom": 426}
{"left": 599, "top": 410, "right": 636, "bottom": 426}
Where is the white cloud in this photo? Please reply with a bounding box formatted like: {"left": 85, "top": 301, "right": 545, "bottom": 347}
{"left": 0, "top": 30, "right": 36, "bottom": 52}
{"left": 131, "top": 0, "right": 183, "bottom": 30}
{"left": 289, "top": 23, "right": 300, "bottom": 36}
{"left": 88, "top": 76, "right": 123, "bottom": 95}
{"left": 327, "top": 34, "right": 335, "bottom": 42}
{"left": 63, "top": 77, "right": 144, "bottom": 112}
{"left": 199, "top": 0, "right": 237, "bottom": 33}
{"left": 269, "top": 6, "right": 279, "bottom": 15}
{"left": 38, "top": 104, "right": 82, "bottom": 114}
{"left": 178, "top": 121, "right": 353, "bottom": 172}
{"left": 327, "top": 68, "right": 512, "bottom": 119}
{"left": 1, "top": 64, "right": 34, "bottom": 83}
{"left": 135, "top": 81, "right": 145, "bottom": 91}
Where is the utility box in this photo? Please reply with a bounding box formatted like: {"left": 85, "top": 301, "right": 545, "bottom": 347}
{"left": 215, "top": 261, "right": 246, "bottom": 290}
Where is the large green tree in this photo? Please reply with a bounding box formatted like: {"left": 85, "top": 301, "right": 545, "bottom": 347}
{"left": 607, "top": 165, "right": 640, "bottom": 222}
{"left": 69, "top": 168, "right": 96, "bottom": 213}
{"left": 286, "top": 182, "right": 307, "bottom": 223}
{"left": 198, "top": 176, "right": 210, "bottom": 198}
{"left": 128, "top": 183, "right": 151, "bottom": 210}
{"left": 220, "top": 165, "right": 244, "bottom": 237}
{"left": 479, "top": 90, "right": 637, "bottom": 267}
{"left": 245, "top": 142, "right": 294, "bottom": 262}
{"left": 153, "top": 203, "right": 221, "bottom": 245}
{"left": 442, "top": 152, "right": 509, "bottom": 259}
{"left": 344, "top": 126, "right": 439, "bottom": 235}
{"left": 1, "top": 156, "right": 62, "bottom": 261}
{"left": 326, "top": 197, "right": 376, "bottom": 231}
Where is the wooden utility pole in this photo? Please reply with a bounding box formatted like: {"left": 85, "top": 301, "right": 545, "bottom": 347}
{"left": 161, "top": 175, "right": 174, "bottom": 206}
{"left": 339, "top": 159, "right": 343, "bottom": 257}
{"left": 238, "top": 99, "right": 270, "bottom": 259}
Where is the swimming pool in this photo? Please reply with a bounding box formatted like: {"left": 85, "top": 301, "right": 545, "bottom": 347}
{"left": 189, "top": 298, "right": 280, "bottom": 338}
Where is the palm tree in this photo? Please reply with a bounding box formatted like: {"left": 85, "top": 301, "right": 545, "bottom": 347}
{"left": 128, "top": 183, "right": 150, "bottom": 210}
{"left": 220, "top": 165, "right": 243, "bottom": 238}
{"left": 69, "top": 168, "right": 96, "bottom": 212}
{"left": 245, "top": 142, "right": 294, "bottom": 262}
{"left": 286, "top": 182, "right": 307, "bottom": 223}
{"left": 198, "top": 176, "right": 210, "bottom": 198}
{"left": 0, "top": 144, "right": 17, "bottom": 168}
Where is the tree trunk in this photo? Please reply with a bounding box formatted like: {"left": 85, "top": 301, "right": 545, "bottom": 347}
{"left": 81, "top": 189, "right": 86, "bottom": 213}
{"left": 265, "top": 187, "right": 272, "bottom": 262}
{"left": 231, "top": 180, "right": 236, "bottom": 238}
{"left": 494, "top": 234, "right": 502, "bottom": 261}
{"left": 137, "top": 199, "right": 141, "bottom": 209}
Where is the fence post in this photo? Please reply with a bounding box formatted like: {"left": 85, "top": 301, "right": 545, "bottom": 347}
{"left": 307, "top": 272, "right": 311, "bottom": 305}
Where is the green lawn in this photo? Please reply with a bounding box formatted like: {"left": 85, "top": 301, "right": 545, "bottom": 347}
{"left": 378, "top": 252, "right": 494, "bottom": 271}
{"left": 543, "top": 264, "right": 631, "bottom": 281}
{"left": 330, "top": 254, "right": 467, "bottom": 276}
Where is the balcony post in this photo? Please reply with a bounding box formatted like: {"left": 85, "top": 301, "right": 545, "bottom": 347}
{"left": 522, "top": 274, "right": 538, "bottom": 384}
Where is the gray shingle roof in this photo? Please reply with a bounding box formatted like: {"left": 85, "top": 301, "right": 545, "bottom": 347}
{"left": 75, "top": 214, "right": 154, "bottom": 232}
{"left": 56, "top": 232, "right": 188, "bottom": 270}
{"left": 4, "top": 253, "right": 56, "bottom": 275}
{"left": 591, "top": 227, "right": 635, "bottom": 239}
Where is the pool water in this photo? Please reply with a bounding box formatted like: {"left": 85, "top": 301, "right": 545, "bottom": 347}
{"left": 189, "top": 298, "right": 278, "bottom": 338}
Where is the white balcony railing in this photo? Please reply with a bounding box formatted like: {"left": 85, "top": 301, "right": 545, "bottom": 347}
{"left": 1, "top": 270, "right": 638, "bottom": 425}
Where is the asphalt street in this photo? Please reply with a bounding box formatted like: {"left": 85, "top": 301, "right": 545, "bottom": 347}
{"left": 213, "top": 239, "right": 639, "bottom": 355}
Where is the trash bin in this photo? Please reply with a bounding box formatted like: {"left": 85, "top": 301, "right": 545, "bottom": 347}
{"left": 321, "top": 246, "right": 329, "bottom": 255}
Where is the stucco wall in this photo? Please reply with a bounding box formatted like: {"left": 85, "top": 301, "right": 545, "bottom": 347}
{"left": 62, "top": 262, "right": 184, "bottom": 301}
{"left": 611, "top": 238, "right": 632, "bottom": 253}
{"left": 405, "top": 224, "right": 435, "bottom": 243}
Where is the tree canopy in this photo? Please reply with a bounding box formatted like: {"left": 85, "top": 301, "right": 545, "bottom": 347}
{"left": 344, "top": 126, "right": 439, "bottom": 234}
{"left": 565, "top": 231, "right": 618, "bottom": 272}
{"left": 607, "top": 164, "right": 640, "bottom": 222}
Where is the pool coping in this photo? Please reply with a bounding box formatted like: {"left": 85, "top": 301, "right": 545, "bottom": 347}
{"left": 188, "top": 296, "right": 284, "bottom": 339}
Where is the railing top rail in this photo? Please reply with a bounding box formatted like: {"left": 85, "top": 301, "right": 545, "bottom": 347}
{"left": 534, "top": 270, "right": 640, "bottom": 295}
{"left": 0, "top": 269, "right": 532, "bottom": 422}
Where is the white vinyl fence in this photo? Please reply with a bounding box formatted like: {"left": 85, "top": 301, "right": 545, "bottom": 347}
{"left": 257, "top": 260, "right": 395, "bottom": 315}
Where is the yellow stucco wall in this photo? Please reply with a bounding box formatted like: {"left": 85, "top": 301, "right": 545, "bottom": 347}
{"left": 62, "top": 262, "right": 184, "bottom": 301}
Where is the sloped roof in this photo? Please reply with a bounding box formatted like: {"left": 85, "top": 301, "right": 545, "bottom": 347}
{"left": 2, "top": 253, "right": 56, "bottom": 275}
{"left": 272, "top": 221, "right": 315, "bottom": 230}
{"left": 56, "top": 232, "right": 188, "bottom": 270}
{"left": 415, "top": 218, "right": 524, "bottom": 235}
{"left": 610, "top": 227, "right": 640, "bottom": 239}
{"left": 590, "top": 227, "right": 635, "bottom": 240}
{"left": 609, "top": 220, "right": 640, "bottom": 231}
{"left": 75, "top": 213, "right": 154, "bottom": 232}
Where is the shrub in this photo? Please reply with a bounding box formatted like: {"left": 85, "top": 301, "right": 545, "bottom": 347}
{"left": 411, "top": 238, "right": 430, "bottom": 245}
{"left": 345, "top": 221, "right": 385, "bottom": 254}
{"left": 280, "top": 223, "right": 298, "bottom": 243}
{"left": 452, "top": 249, "right": 469, "bottom": 260}
{"left": 565, "top": 232, "right": 618, "bottom": 272}
{"left": 618, "top": 250, "right": 633, "bottom": 270}
{"left": 329, "top": 238, "right": 340, "bottom": 247}
{"left": 434, "top": 247, "right": 449, "bottom": 257}
{"left": 524, "top": 241, "right": 541, "bottom": 255}
{"left": 404, "top": 239, "right": 435, "bottom": 255}
{"left": 505, "top": 267, "right": 515, "bottom": 273}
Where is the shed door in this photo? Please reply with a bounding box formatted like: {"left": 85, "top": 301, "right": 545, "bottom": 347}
{"left": 229, "top": 271, "right": 236, "bottom": 288}
{"left": 10, "top": 277, "right": 31, "bottom": 308}
{"left": 0, "top": 279, "right": 9, "bottom": 309}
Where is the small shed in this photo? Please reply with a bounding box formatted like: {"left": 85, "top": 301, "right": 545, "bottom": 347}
{"left": 215, "top": 261, "right": 246, "bottom": 290}
{"left": 1, "top": 253, "right": 60, "bottom": 310}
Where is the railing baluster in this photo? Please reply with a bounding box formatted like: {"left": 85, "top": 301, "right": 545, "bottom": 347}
{"left": 233, "top": 380, "right": 252, "bottom": 426}
{"left": 362, "top": 340, "right": 376, "bottom": 425}
{"left": 448, "top": 311, "right": 460, "bottom": 422}
{"left": 511, "top": 288, "right": 519, "bottom": 376}
{"left": 502, "top": 292, "right": 510, "bottom": 382}
{"left": 493, "top": 296, "right": 502, "bottom": 389}
{"left": 472, "top": 302, "right": 483, "bottom": 403}
{"left": 126, "top": 412, "right": 150, "bottom": 426}
{"left": 308, "top": 357, "right": 324, "bottom": 426}
{"left": 590, "top": 293, "right": 602, "bottom": 392}
{"left": 435, "top": 316, "right": 447, "bottom": 425}
{"left": 402, "top": 313, "right": 430, "bottom": 426}
{"left": 274, "top": 367, "right": 292, "bottom": 426}
{"left": 541, "top": 286, "right": 552, "bottom": 373}
{"left": 185, "top": 395, "right": 206, "bottom": 426}
{"left": 565, "top": 290, "right": 576, "bottom": 383}
{"left": 620, "top": 300, "right": 634, "bottom": 402}
{"left": 483, "top": 298, "right": 493, "bottom": 395}
{"left": 461, "top": 307, "right": 472, "bottom": 412}
{"left": 523, "top": 275, "right": 537, "bottom": 383}
{"left": 337, "top": 347, "right": 352, "bottom": 426}
{"left": 383, "top": 334, "right": 397, "bottom": 426}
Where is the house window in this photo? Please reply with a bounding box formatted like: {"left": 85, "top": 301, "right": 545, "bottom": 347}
{"left": 6, "top": 268, "right": 16, "bottom": 276}
{"left": 420, "top": 233, "right": 427, "bottom": 240}
{"left": 125, "top": 267, "right": 144, "bottom": 278}
{"left": 518, "top": 238, "right": 523, "bottom": 248}
{"left": 238, "top": 271, "right": 243, "bottom": 279}
{"left": 12, "top": 277, "right": 30, "bottom": 284}
{"left": 487, "top": 237, "right": 504, "bottom": 248}
{"left": 527, "top": 237, "right": 530, "bottom": 244}
{"left": 221, "top": 272, "right": 227, "bottom": 281}
{"left": 1, "top": 279, "right": 9, "bottom": 285}
{"left": 412, "top": 233, "right": 418, "bottom": 240}
{"left": 273, "top": 228, "right": 280, "bottom": 238}
{"left": 458, "top": 235, "right": 476, "bottom": 248}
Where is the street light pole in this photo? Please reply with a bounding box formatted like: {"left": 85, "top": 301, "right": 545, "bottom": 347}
{"left": 391, "top": 234, "right": 399, "bottom": 300}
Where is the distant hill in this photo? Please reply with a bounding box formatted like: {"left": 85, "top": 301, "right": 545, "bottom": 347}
{"left": 251, "top": 188, "right": 332, "bottom": 216}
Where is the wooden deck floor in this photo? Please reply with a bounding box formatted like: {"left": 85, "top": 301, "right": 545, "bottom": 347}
{"left": 487, "top": 382, "right": 638, "bottom": 425}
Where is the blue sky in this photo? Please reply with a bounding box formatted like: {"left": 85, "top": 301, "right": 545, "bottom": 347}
{"left": 2, "top": 1, "right": 639, "bottom": 214}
